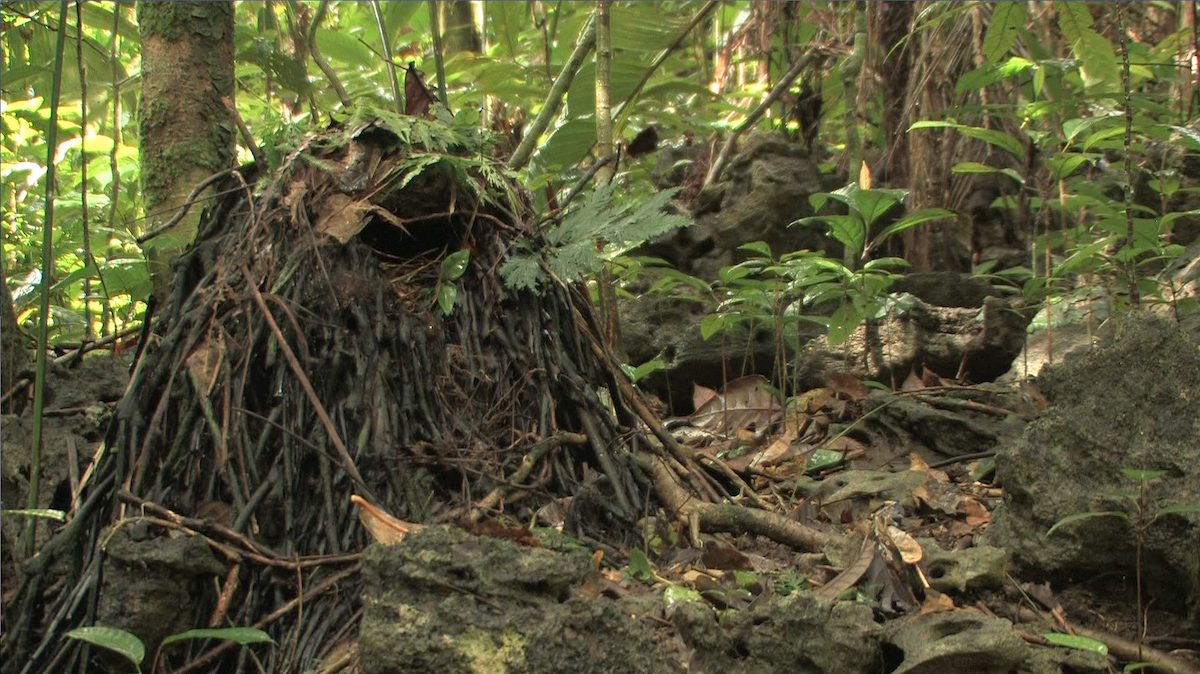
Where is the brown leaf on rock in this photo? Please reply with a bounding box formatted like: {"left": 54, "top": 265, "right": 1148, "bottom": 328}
{"left": 1018, "top": 379, "right": 1049, "bottom": 410}
{"left": 909, "top": 453, "right": 950, "bottom": 483}
{"left": 824, "top": 371, "right": 868, "bottom": 401}
{"left": 919, "top": 588, "right": 956, "bottom": 614}
{"left": 901, "top": 368, "right": 925, "bottom": 392}
{"left": 793, "top": 387, "right": 833, "bottom": 414}
{"left": 351, "top": 494, "right": 424, "bottom": 545}
{"left": 700, "top": 537, "right": 753, "bottom": 570}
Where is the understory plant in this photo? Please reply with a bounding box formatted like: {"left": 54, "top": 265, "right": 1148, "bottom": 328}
{"left": 66, "top": 624, "right": 273, "bottom": 674}
{"left": 1047, "top": 468, "right": 1200, "bottom": 665}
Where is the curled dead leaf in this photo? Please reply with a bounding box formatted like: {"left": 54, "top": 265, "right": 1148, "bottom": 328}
{"left": 351, "top": 494, "right": 424, "bottom": 545}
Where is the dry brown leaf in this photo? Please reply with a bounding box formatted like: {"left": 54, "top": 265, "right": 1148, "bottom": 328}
{"left": 351, "top": 494, "right": 424, "bottom": 545}
{"left": 816, "top": 535, "right": 876, "bottom": 599}
{"left": 825, "top": 435, "right": 867, "bottom": 455}
{"left": 689, "top": 375, "right": 782, "bottom": 435}
{"left": 315, "top": 193, "right": 372, "bottom": 243}
{"left": 922, "top": 364, "right": 954, "bottom": 387}
{"left": 955, "top": 495, "right": 991, "bottom": 527}
{"left": 700, "top": 538, "right": 753, "bottom": 571}
{"left": 919, "top": 588, "right": 957, "bottom": 614}
{"left": 824, "top": 371, "right": 868, "bottom": 401}
{"left": 691, "top": 382, "right": 718, "bottom": 412}
{"left": 404, "top": 63, "right": 433, "bottom": 117}
{"left": 901, "top": 369, "right": 925, "bottom": 392}
{"left": 910, "top": 483, "right": 935, "bottom": 510}
{"left": 909, "top": 453, "right": 950, "bottom": 483}
{"left": 1018, "top": 380, "right": 1049, "bottom": 410}
{"left": 748, "top": 427, "right": 796, "bottom": 469}
{"left": 185, "top": 335, "right": 222, "bottom": 397}
{"left": 886, "top": 525, "right": 923, "bottom": 565}
{"left": 793, "top": 387, "right": 833, "bottom": 413}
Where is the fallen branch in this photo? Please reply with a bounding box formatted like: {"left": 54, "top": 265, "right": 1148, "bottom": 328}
{"left": 635, "top": 452, "right": 831, "bottom": 552}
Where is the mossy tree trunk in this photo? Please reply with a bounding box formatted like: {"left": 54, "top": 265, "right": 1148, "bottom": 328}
{"left": 441, "top": 0, "right": 480, "bottom": 54}
{"left": 137, "top": 0, "right": 235, "bottom": 301}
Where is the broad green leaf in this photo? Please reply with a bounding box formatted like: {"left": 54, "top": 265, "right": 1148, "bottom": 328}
{"left": 1073, "top": 29, "right": 1120, "bottom": 92}
{"left": 441, "top": 249, "right": 470, "bottom": 282}
{"left": 1054, "top": 1, "right": 1094, "bottom": 42}
{"left": 160, "top": 627, "right": 274, "bottom": 648}
{"left": 1155, "top": 505, "right": 1200, "bottom": 517}
{"left": 955, "top": 125, "right": 1025, "bottom": 158}
{"left": 1044, "top": 153, "right": 1089, "bottom": 180}
{"left": 488, "top": 0, "right": 525, "bottom": 57}
{"left": 630, "top": 359, "right": 665, "bottom": 383}
{"left": 663, "top": 584, "right": 704, "bottom": 606}
{"left": 314, "top": 29, "right": 376, "bottom": 69}
{"left": 1149, "top": 28, "right": 1190, "bottom": 64}
{"left": 806, "top": 448, "right": 846, "bottom": 474}
{"left": 1062, "top": 115, "right": 1119, "bottom": 144}
{"left": 738, "top": 241, "right": 772, "bottom": 258}
{"left": 567, "top": 59, "right": 648, "bottom": 117}
{"left": 1055, "top": 237, "right": 1114, "bottom": 275}
{"left": 848, "top": 188, "right": 907, "bottom": 227}
{"left": 437, "top": 284, "right": 458, "bottom": 316}
{"left": 1168, "top": 125, "right": 1200, "bottom": 150}
{"left": 382, "top": 0, "right": 424, "bottom": 38}
{"left": 1046, "top": 510, "right": 1128, "bottom": 536}
{"left": 1118, "top": 468, "right": 1167, "bottom": 481}
{"left": 80, "top": 2, "right": 139, "bottom": 42}
{"left": 951, "top": 161, "right": 1001, "bottom": 174}
{"left": 1042, "top": 632, "right": 1108, "bottom": 656}
{"left": 873, "top": 208, "right": 956, "bottom": 248}
{"left": 824, "top": 215, "right": 867, "bottom": 256}
{"left": 908, "top": 121, "right": 1024, "bottom": 157}
{"left": 982, "top": 2, "right": 1025, "bottom": 63}
{"left": 610, "top": 5, "right": 688, "bottom": 52}
{"left": 826, "top": 302, "right": 861, "bottom": 347}
{"left": 66, "top": 626, "right": 145, "bottom": 668}
{"left": 536, "top": 118, "right": 596, "bottom": 170}
{"left": 700, "top": 313, "right": 725, "bottom": 340}
{"left": 627, "top": 548, "right": 653, "bottom": 581}
{"left": 863, "top": 257, "right": 910, "bottom": 272}
{"left": 952, "top": 161, "right": 1025, "bottom": 184}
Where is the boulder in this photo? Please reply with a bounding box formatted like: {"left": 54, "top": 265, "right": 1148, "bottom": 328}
{"left": 984, "top": 312, "right": 1200, "bottom": 619}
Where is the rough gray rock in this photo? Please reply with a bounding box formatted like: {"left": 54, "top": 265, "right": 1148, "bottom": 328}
{"left": 359, "top": 526, "right": 685, "bottom": 674}
{"left": 358, "top": 525, "right": 886, "bottom": 674}
{"left": 918, "top": 540, "right": 1009, "bottom": 595}
{"left": 984, "top": 311, "right": 1200, "bottom": 619}
{"left": 669, "top": 592, "right": 882, "bottom": 674}
{"left": 883, "top": 609, "right": 1107, "bottom": 674}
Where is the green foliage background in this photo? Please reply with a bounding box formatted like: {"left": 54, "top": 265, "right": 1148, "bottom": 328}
{"left": 2, "top": 1, "right": 1198, "bottom": 345}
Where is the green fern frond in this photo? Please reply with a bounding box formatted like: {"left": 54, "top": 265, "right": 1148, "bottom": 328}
{"left": 501, "top": 185, "right": 692, "bottom": 293}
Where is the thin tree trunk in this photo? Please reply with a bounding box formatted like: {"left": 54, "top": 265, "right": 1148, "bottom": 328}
{"left": 137, "top": 0, "right": 235, "bottom": 301}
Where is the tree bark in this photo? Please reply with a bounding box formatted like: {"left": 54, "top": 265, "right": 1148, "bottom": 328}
{"left": 441, "top": 0, "right": 480, "bottom": 54}
{"left": 137, "top": 0, "right": 235, "bottom": 301}
{"left": 1, "top": 262, "right": 29, "bottom": 410}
